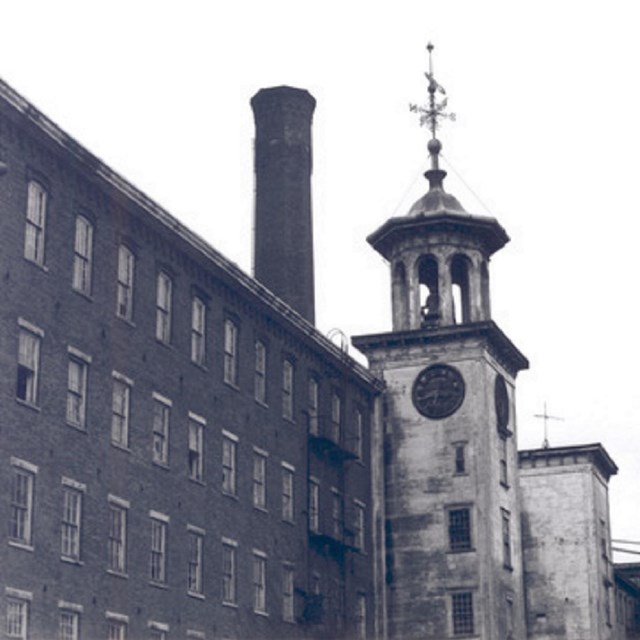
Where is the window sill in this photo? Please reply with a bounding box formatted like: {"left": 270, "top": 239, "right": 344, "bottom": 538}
{"left": 149, "top": 580, "right": 168, "bottom": 590}
{"left": 110, "top": 442, "right": 131, "bottom": 453}
{"left": 191, "top": 360, "right": 208, "bottom": 372}
{"left": 447, "top": 548, "right": 476, "bottom": 555}
{"left": 24, "top": 257, "right": 48, "bottom": 272}
{"left": 453, "top": 471, "right": 469, "bottom": 477}
{"left": 152, "top": 460, "right": 170, "bottom": 471}
{"left": 500, "top": 481, "right": 511, "bottom": 490}
{"left": 282, "top": 416, "right": 296, "bottom": 425}
{"left": 8, "top": 540, "right": 34, "bottom": 552}
{"left": 15, "top": 398, "right": 40, "bottom": 412}
{"left": 282, "top": 518, "right": 295, "bottom": 526}
{"left": 60, "top": 556, "right": 83, "bottom": 566}
{"left": 222, "top": 491, "right": 238, "bottom": 501}
{"left": 254, "top": 610, "right": 269, "bottom": 618}
{"left": 187, "top": 591, "right": 205, "bottom": 601}
{"left": 106, "top": 569, "right": 129, "bottom": 579}
{"left": 115, "top": 315, "right": 135, "bottom": 328}
{"left": 155, "top": 338, "right": 174, "bottom": 350}
{"left": 66, "top": 421, "right": 87, "bottom": 433}
{"left": 189, "top": 477, "right": 206, "bottom": 487}
{"left": 222, "top": 601, "right": 238, "bottom": 609}
{"left": 254, "top": 505, "right": 268, "bottom": 513}
{"left": 255, "top": 398, "right": 269, "bottom": 409}
{"left": 72, "top": 288, "right": 93, "bottom": 302}
{"left": 224, "top": 380, "right": 240, "bottom": 392}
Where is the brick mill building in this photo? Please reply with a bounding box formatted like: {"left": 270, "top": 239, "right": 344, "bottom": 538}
{"left": 0, "top": 62, "right": 636, "bottom": 639}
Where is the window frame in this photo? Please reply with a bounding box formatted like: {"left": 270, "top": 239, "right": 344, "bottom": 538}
{"left": 152, "top": 393, "right": 171, "bottom": 467}
{"left": 16, "top": 320, "right": 42, "bottom": 407}
{"left": 447, "top": 506, "right": 473, "bottom": 553}
{"left": 282, "top": 358, "right": 294, "bottom": 421}
{"left": 252, "top": 448, "right": 268, "bottom": 510}
{"left": 107, "top": 496, "right": 129, "bottom": 575}
{"left": 223, "top": 319, "right": 239, "bottom": 387}
{"left": 222, "top": 432, "right": 238, "bottom": 497}
{"left": 331, "top": 391, "right": 342, "bottom": 444}
{"left": 5, "top": 591, "right": 31, "bottom": 640}
{"left": 282, "top": 564, "right": 295, "bottom": 623}
{"left": 9, "top": 459, "right": 37, "bottom": 548}
{"left": 191, "top": 296, "right": 206, "bottom": 366}
{"left": 188, "top": 414, "right": 205, "bottom": 483}
{"left": 58, "top": 607, "right": 80, "bottom": 640}
{"left": 281, "top": 463, "right": 295, "bottom": 523}
{"left": 353, "top": 500, "right": 366, "bottom": 551}
{"left": 187, "top": 526, "right": 204, "bottom": 596}
{"left": 66, "top": 347, "right": 91, "bottom": 429}
{"left": 502, "top": 508, "right": 512, "bottom": 569}
{"left": 307, "top": 376, "right": 319, "bottom": 435}
{"left": 253, "top": 550, "right": 267, "bottom": 614}
{"left": 155, "top": 271, "right": 173, "bottom": 344}
{"left": 61, "top": 478, "right": 85, "bottom": 562}
{"left": 116, "top": 245, "right": 135, "bottom": 322}
{"left": 254, "top": 339, "right": 267, "bottom": 405}
{"left": 24, "top": 179, "right": 47, "bottom": 266}
{"left": 308, "top": 478, "right": 320, "bottom": 533}
{"left": 149, "top": 513, "right": 168, "bottom": 585}
{"left": 451, "top": 591, "right": 475, "bottom": 636}
{"left": 331, "top": 488, "right": 343, "bottom": 540}
{"left": 111, "top": 372, "right": 132, "bottom": 449}
{"left": 72, "top": 215, "right": 93, "bottom": 296}
{"left": 222, "top": 538, "right": 238, "bottom": 605}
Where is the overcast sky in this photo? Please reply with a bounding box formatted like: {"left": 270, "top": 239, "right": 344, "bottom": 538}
{"left": 2, "top": 1, "right": 638, "bottom": 557}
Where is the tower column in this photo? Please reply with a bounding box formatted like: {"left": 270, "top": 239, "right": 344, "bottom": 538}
{"left": 408, "top": 258, "right": 422, "bottom": 330}
{"left": 438, "top": 254, "right": 454, "bottom": 325}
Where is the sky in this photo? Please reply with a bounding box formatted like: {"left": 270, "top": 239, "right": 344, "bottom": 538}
{"left": 2, "top": 1, "right": 639, "bottom": 557}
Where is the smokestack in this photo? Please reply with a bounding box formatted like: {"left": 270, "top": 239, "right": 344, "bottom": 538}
{"left": 251, "top": 86, "right": 316, "bottom": 324}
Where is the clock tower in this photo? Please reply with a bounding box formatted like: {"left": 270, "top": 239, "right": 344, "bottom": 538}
{"left": 353, "top": 47, "right": 529, "bottom": 639}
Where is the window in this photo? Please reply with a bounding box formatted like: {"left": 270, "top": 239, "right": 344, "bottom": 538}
{"left": 5, "top": 592, "right": 30, "bottom": 640}
{"left": 188, "top": 415, "right": 205, "bottom": 482}
{"left": 253, "top": 449, "right": 267, "bottom": 509}
{"left": 155, "top": 272, "right": 172, "bottom": 343}
{"left": 282, "top": 359, "right": 294, "bottom": 421}
{"left": 222, "top": 432, "right": 237, "bottom": 496}
{"left": 59, "top": 607, "right": 80, "bottom": 640}
{"left": 254, "top": 340, "right": 267, "bottom": 404}
{"left": 116, "top": 245, "right": 135, "bottom": 321}
{"left": 16, "top": 321, "right": 42, "bottom": 405}
{"left": 281, "top": 464, "right": 294, "bottom": 522}
{"left": 66, "top": 349, "right": 90, "bottom": 428}
{"left": 61, "top": 479, "right": 84, "bottom": 561}
{"left": 308, "top": 377, "right": 319, "bottom": 435}
{"left": 24, "top": 179, "right": 47, "bottom": 265}
{"left": 448, "top": 507, "right": 472, "bottom": 552}
{"left": 253, "top": 551, "right": 267, "bottom": 613}
{"left": 354, "top": 501, "right": 365, "bottom": 551}
{"left": 106, "top": 613, "right": 128, "bottom": 640}
{"left": 308, "top": 479, "right": 319, "bottom": 533}
{"left": 72, "top": 215, "right": 93, "bottom": 295}
{"left": 150, "top": 514, "right": 168, "bottom": 584}
{"left": 187, "top": 527, "right": 204, "bottom": 595}
{"left": 108, "top": 497, "right": 128, "bottom": 574}
{"left": 152, "top": 393, "right": 171, "bottom": 466}
{"left": 502, "top": 509, "right": 512, "bottom": 569}
{"left": 331, "top": 391, "right": 341, "bottom": 443}
{"left": 499, "top": 436, "right": 508, "bottom": 485}
{"left": 331, "top": 489, "right": 343, "bottom": 540}
{"left": 223, "top": 319, "right": 238, "bottom": 386}
{"left": 454, "top": 443, "right": 466, "bottom": 474}
{"left": 222, "top": 539, "right": 237, "bottom": 605}
{"left": 356, "top": 593, "right": 367, "bottom": 640}
{"left": 354, "top": 408, "right": 364, "bottom": 459}
{"left": 191, "top": 297, "right": 206, "bottom": 366}
{"left": 111, "top": 373, "right": 132, "bottom": 448}
{"left": 282, "top": 565, "right": 294, "bottom": 622}
{"left": 452, "top": 592, "right": 474, "bottom": 636}
{"left": 9, "top": 460, "right": 37, "bottom": 547}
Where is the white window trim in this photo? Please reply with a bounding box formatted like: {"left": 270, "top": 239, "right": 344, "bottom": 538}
{"left": 222, "top": 429, "right": 239, "bottom": 442}
{"left": 61, "top": 477, "right": 86, "bottom": 492}
{"left": 148, "top": 621, "right": 169, "bottom": 632}
{"left": 188, "top": 411, "right": 207, "bottom": 425}
{"left": 108, "top": 494, "right": 130, "bottom": 509}
{"left": 67, "top": 345, "right": 92, "bottom": 363}
{"left": 58, "top": 601, "right": 83, "bottom": 613}
{"left": 281, "top": 461, "right": 295, "bottom": 472}
{"left": 149, "top": 510, "right": 170, "bottom": 523}
{"left": 152, "top": 391, "right": 172, "bottom": 406}
{"left": 112, "top": 370, "right": 134, "bottom": 387}
{"left": 17, "top": 317, "right": 44, "bottom": 337}
{"left": 5, "top": 588, "right": 32, "bottom": 601}
{"left": 105, "top": 611, "right": 129, "bottom": 623}
{"left": 11, "top": 458, "right": 38, "bottom": 474}
{"left": 187, "top": 523, "right": 205, "bottom": 536}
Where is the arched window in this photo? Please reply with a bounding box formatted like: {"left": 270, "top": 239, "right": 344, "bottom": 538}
{"left": 418, "top": 255, "right": 439, "bottom": 326}
{"left": 392, "top": 261, "right": 408, "bottom": 326}
{"left": 451, "top": 254, "right": 472, "bottom": 324}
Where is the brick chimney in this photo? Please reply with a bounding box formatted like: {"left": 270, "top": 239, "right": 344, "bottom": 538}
{"left": 251, "top": 86, "right": 316, "bottom": 324}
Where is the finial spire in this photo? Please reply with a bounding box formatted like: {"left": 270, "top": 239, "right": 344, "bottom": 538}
{"left": 410, "top": 43, "right": 456, "bottom": 174}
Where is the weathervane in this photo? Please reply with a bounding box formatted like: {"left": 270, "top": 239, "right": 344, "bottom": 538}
{"left": 410, "top": 43, "right": 456, "bottom": 169}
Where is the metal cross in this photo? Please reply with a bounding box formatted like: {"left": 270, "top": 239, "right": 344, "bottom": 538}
{"left": 409, "top": 43, "right": 456, "bottom": 139}
{"left": 533, "top": 402, "right": 564, "bottom": 449}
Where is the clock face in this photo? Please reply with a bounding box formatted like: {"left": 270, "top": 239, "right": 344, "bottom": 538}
{"left": 412, "top": 364, "right": 465, "bottom": 419}
{"left": 494, "top": 374, "right": 509, "bottom": 432}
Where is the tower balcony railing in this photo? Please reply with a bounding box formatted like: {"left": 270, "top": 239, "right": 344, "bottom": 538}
{"left": 306, "top": 414, "right": 358, "bottom": 462}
